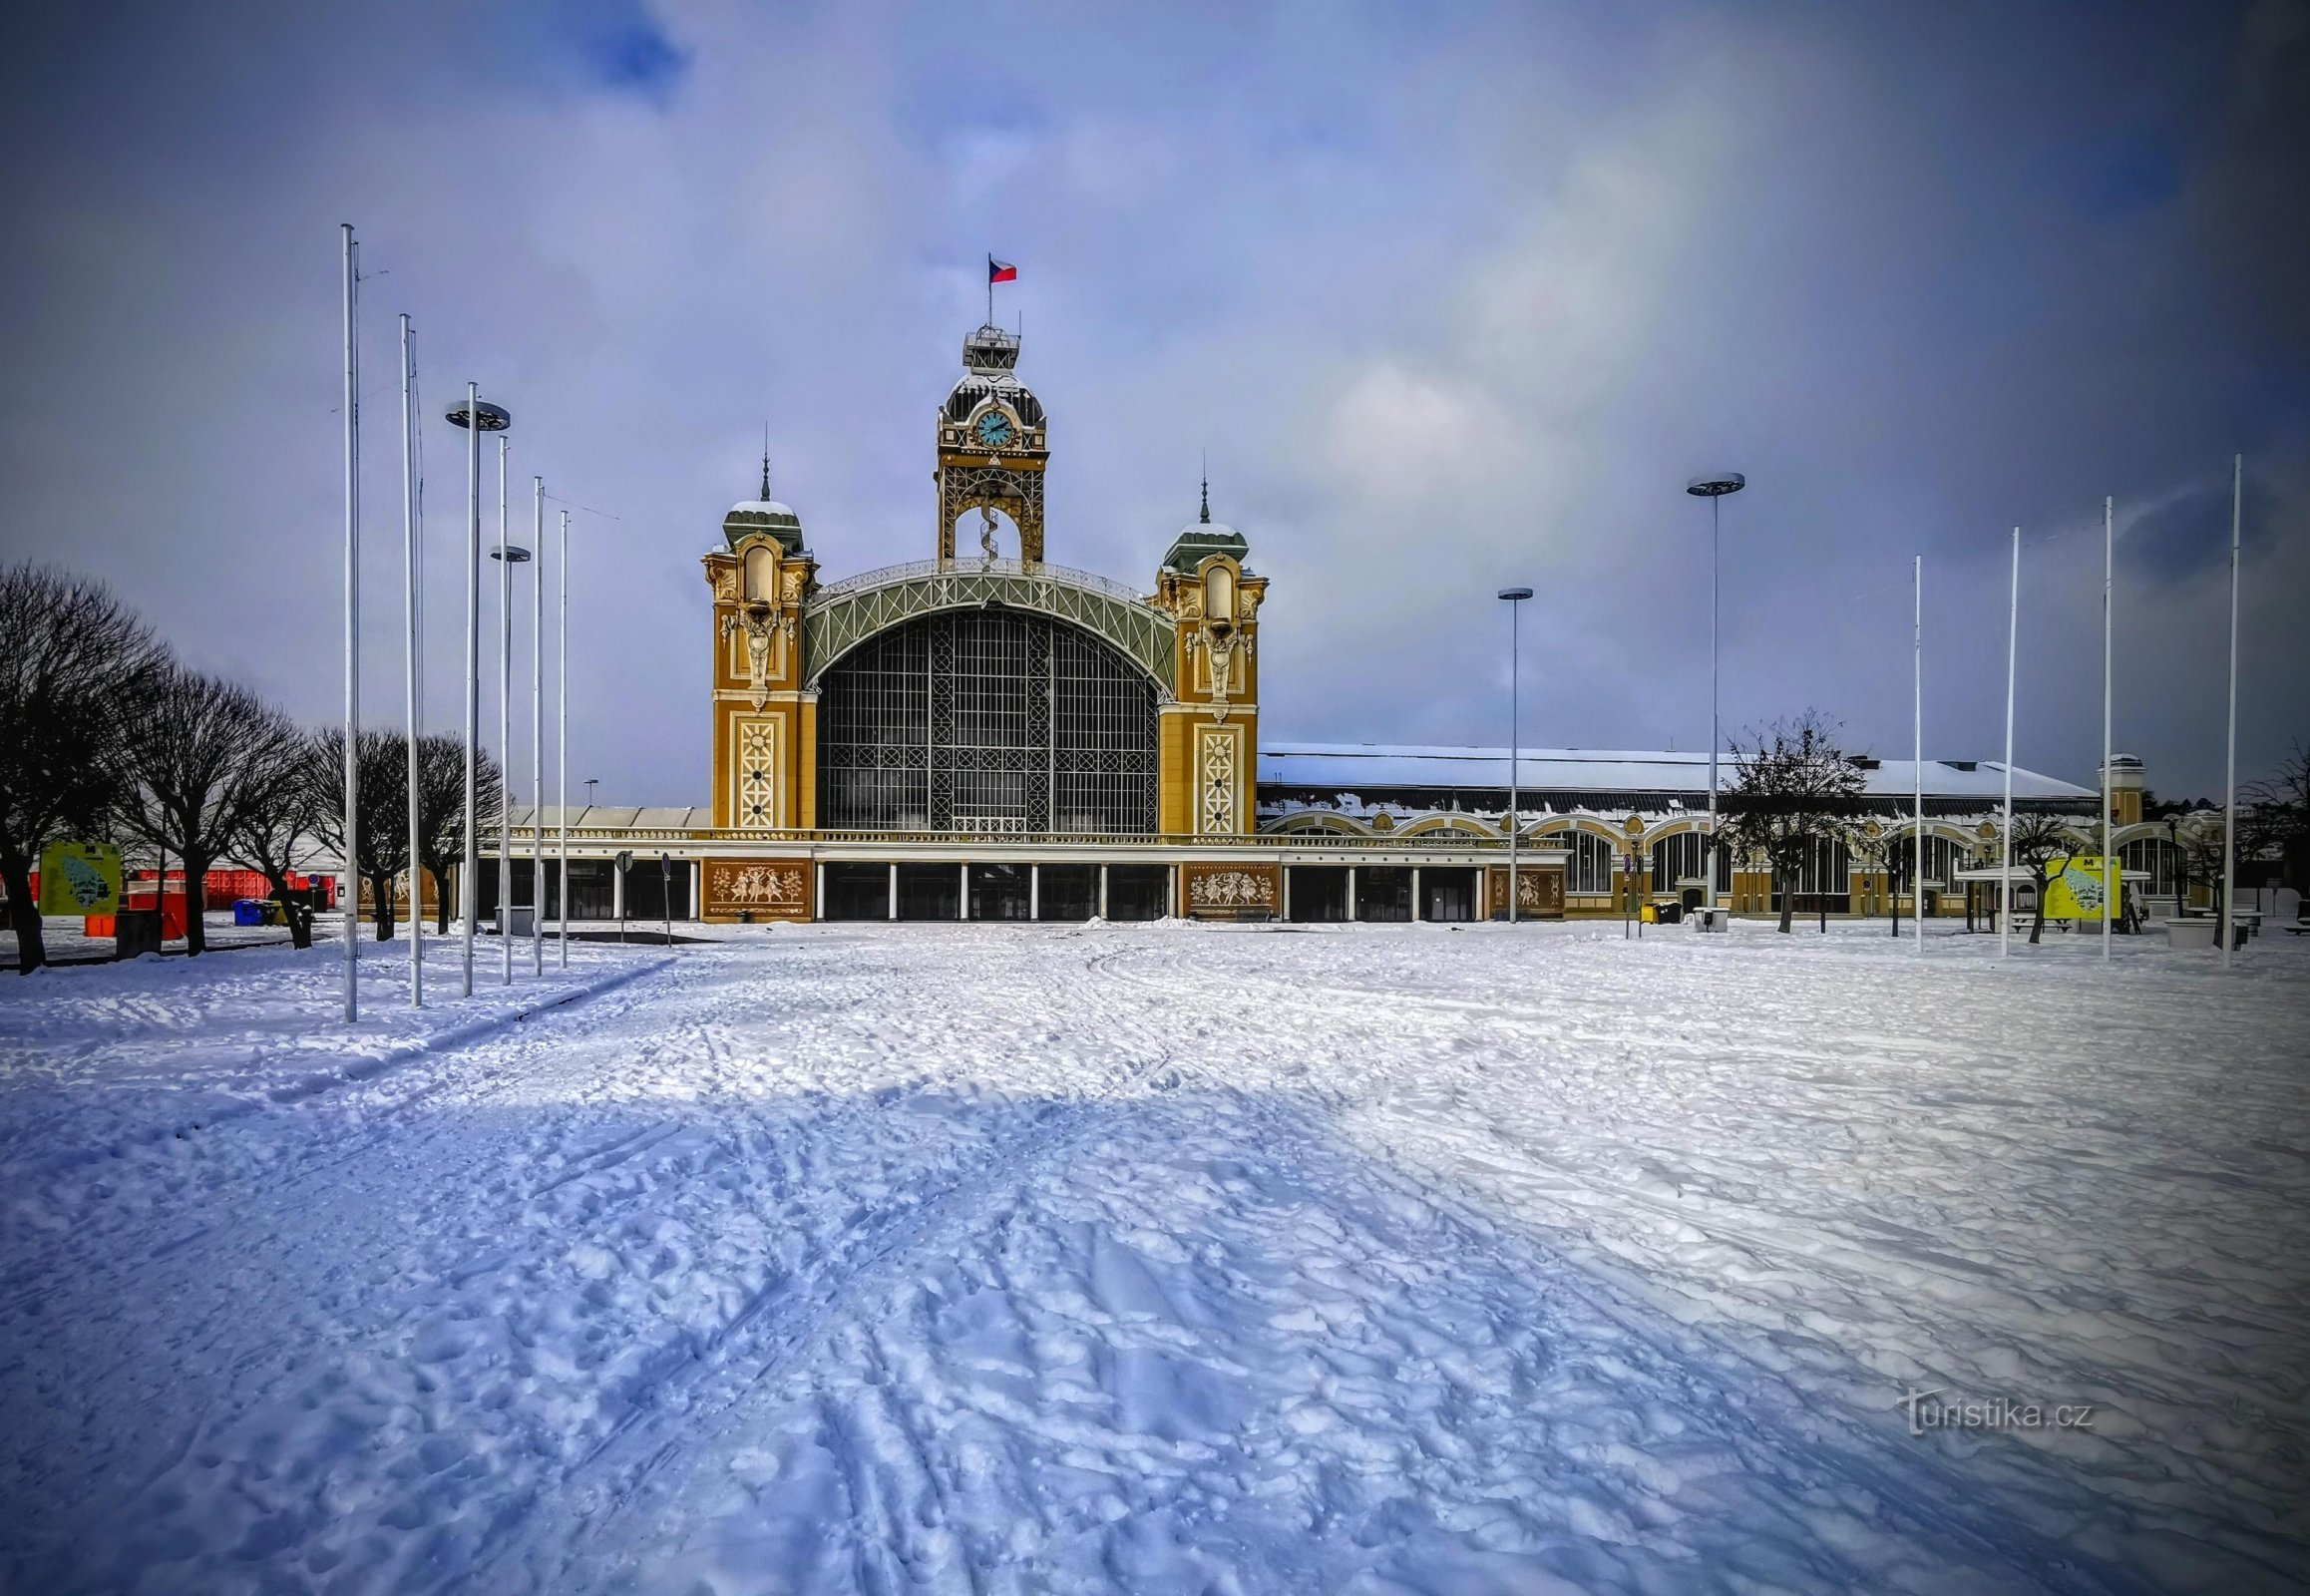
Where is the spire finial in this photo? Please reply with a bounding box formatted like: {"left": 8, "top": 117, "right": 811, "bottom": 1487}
{"left": 1200, "top": 452, "right": 1210, "bottom": 525}
{"left": 759, "top": 423, "right": 772, "bottom": 501}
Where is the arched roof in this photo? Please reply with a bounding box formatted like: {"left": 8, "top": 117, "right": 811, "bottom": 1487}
{"left": 802, "top": 560, "right": 1173, "bottom": 690}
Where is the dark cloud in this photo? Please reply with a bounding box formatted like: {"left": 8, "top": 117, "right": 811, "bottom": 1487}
{"left": 0, "top": 0, "right": 2303, "bottom": 802}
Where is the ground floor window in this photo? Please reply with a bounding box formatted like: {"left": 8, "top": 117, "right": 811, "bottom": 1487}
{"left": 1354, "top": 867, "right": 1412, "bottom": 922}
{"left": 1422, "top": 867, "right": 1479, "bottom": 922}
{"left": 1288, "top": 867, "right": 1350, "bottom": 923}
{"left": 1037, "top": 864, "right": 1097, "bottom": 922}
{"left": 968, "top": 864, "right": 1032, "bottom": 921}
{"left": 1556, "top": 830, "right": 1617, "bottom": 894}
{"left": 1649, "top": 832, "right": 1728, "bottom": 899}
{"left": 1104, "top": 865, "right": 1168, "bottom": 921}
{"left": 620, "top": 856, "right": 693, "bottom": 922}
{"left": 896, "top": 863, "right": 960, "bottom": 921}
{"left": 823, "top": 862, "right": 889, "bottom": 921}
{"left": 2120, "top": 837, "right": 2177, "bottom": 897}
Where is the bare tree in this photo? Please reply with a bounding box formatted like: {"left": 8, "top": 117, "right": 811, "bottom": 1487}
{"left": 116, "top": 667, "right": 291, "bottom": 956}
{"left": 221, "top": 712, "right": 324, "bottom": 950}
{"left": 0, "top": 564, "right": 172, "bottom": 973}
{"left": 2007, "top": 810, "right": 2078, "bottom": 945}
{"left": 2243, "top": 740, "right": 2309, "bottom": 894}
{"left": 308, "top": 730, "right": 415, "bottom": 941}
{"left": 414, "top": 733, "right": 501, "bottom": 935}
{"left": 1721, "top": 711, "right": 1866, "bottom": 934}
{"left": 1850, "top": 825, "right": 1914, "bottom": 937}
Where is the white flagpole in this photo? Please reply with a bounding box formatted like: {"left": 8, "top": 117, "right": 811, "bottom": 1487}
{"left": 401, "top": 313, "right": 422, "bottom": 1005}
{"left": 558, "top": 508, "right": 571, "bottom": 969}
{"left": 340, "top": 224, "right": 361, "bottom": 1022}
{"left": 2102, "top": 496, "right": 2114, "bottom": 965}
{"left": 2001, "top": 528, "right": 2018, "bottom": 959}
{"left": 532, "top": 477, "right": 545, "bottom": 977}
{"left": 1913, "top": 555, "right": 1923, "bottom": 951}
{"left": 2222, "top": 455, "right": 2242, "bottom": 970}
{"left": 499, "top": 436, "right": 514, "bottom": 988}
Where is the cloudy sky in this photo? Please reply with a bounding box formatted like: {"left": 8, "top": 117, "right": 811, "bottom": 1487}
{"left": 4, "top": 0, "right": 2304, "bottom": 803}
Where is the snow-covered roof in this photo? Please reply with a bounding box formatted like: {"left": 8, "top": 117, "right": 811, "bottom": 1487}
{"left": 506, "top": 806, "right": 712, "bottom": 830}
{"left": 1257, "top": 743, "right": 2094, "bottom": 802}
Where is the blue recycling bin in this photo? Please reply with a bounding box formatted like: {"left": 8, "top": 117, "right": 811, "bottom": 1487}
{"left": 232, "top": 899, "right": 265, "bottom": 927}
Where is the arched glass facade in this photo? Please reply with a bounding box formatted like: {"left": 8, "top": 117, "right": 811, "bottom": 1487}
{"left": 816, "top": 608, "right": 1159, "bottom": 834}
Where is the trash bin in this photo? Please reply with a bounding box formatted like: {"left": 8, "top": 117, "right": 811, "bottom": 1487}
{"left": 1639, "top": 904, "right": 1657, "bottom": 924}
{"left": 504, "top": 906, "right": 534, "bottom": 939}
{"left": 233, "top": 899, "right": 265, "bottom": 927}
{"left": 114, "top": 908, "right": 164, "bottom": 960}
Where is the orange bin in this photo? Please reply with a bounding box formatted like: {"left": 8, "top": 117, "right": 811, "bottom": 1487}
{"left": 86, "top": 892, "right": 189, "bottom": 942}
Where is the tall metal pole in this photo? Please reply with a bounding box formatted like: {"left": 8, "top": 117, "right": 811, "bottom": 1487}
{"left": 1510, "top": 600, "right": 1519, "bottom": 923}
{"left": 1709, "top": 492, "right": 1721, "bottom": 913}
{"left": 400, "top": 314, "right": 422, "bottom": 1005}
{"left": 2222, "top": 455, "right": 2242, "bottom": 970}
{"left": 2102, "top": 496, "right": 2114, "bottom": 965}
{"left": 1498, "top": 588, "right": 1531, "bottom": 921}
{"left": 339, "top": 224, "right": 360, "bottom": 1022}
{"left": 461, "top": 386, "right": 480, "bottom": 996}
{"left": 531, "top": 477, "right": 545, "bottom": 977}
{"left": 558, "top": 509, "right": 570, "bottom": 969}
{"left": 1686, "top": 475, "right": 1743, "bottom": 917}
{"left": 2001, "top": 528, "right": 2018, "bottom": 959}
{"left": 499, "top": 436, "right": 514, "bottom": 987}
{"left": 1913, "top": 555, "right": 1923, "bottom": 951}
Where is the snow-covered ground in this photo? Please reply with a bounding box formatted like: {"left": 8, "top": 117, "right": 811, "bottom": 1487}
{"left": 2, "top": 922, "right": 2304, "bottom": 1594}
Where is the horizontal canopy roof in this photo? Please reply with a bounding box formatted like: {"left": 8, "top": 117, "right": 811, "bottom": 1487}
{"left": 1257, "top": 743, "right": 2094, "bottom": 802}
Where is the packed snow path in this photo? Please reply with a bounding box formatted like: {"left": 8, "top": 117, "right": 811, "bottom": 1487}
{"left": 2, "top": 926, "right": 2305, "bottom": 1595}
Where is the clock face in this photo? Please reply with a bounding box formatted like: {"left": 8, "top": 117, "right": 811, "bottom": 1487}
{"left": 973, "top": 409, "right": 1015, "bottom": 447}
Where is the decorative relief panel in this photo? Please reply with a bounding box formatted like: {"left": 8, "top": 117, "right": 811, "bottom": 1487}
{"left": 1488, "top": 865, "right": 1565, "bottom": 918}
{"left": 1183, "top": 862, "right": 1279, "bottom": 916}
{"left": 702, "top": 858, "right": 812, "bottom": 920}
{"left": 732, "top": 716, "right": 781, "bottom": 831}
{"left": 1196, "top": 725, "right": 1242, "bottom": 835}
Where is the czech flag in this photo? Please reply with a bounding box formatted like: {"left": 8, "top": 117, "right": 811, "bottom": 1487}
{"left": 987, "top": 256, "right": 1017, "bottom": 284}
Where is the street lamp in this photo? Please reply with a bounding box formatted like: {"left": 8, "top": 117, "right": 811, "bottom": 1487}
{"left": 445, "top": 389, "right": 510, "bottom": 997}
{"left": 490, "top": 539, "right": 532, "bottom": 986}
{"left": 1686, "top": 472, "right": 1744, "bottom": 915}
{"left": 1498, "top": 587, "right": 1533, "bottom": 923}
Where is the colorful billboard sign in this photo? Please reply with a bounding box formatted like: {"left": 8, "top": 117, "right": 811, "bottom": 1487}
{"left": 2042, "top": 856, "right": 2119, "bottom": 922}
{"left": 37, "top": 842, "right": 123, "bottom": 915}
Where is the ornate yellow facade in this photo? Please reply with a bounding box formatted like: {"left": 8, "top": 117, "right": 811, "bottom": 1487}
{"left": 698, "top": 324, "right": 1266, "bottom": 914}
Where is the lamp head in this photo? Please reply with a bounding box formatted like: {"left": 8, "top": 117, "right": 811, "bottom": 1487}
{"left": 446, "top": 398, "right": 512, "bottom": 432}
{"left": 1686, "top": 473, "right": 1745, "bottom": 498}
{"left": 490, "top": 545, "right": 533, "bottom": 564}
{"left": 1497, "top": 586, "right": 1534, "bottom": 601}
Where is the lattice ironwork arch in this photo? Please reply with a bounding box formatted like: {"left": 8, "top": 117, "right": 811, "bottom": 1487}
{"left": 814, "top": 604, "right": 1159, "bottom": 835}
{"left": 802, "top": 562, "right": 1175, "bottom": 692}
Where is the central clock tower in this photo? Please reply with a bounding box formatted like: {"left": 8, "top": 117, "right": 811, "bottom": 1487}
{"left": 936, "top": 323, "right": 1049, "bottom": 565}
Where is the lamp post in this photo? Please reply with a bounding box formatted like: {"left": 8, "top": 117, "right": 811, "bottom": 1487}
{"left": 444, "top": 390, "right": 510, "bottom": 997}
{"left": 1686, "top": 473, "right": 1744, "bottom": 915}
{"left": 1497, "top": 587, "right": 1533, "bottom": 922}
{"left": 491, "top": 538, "right": 532, "bottom": 986}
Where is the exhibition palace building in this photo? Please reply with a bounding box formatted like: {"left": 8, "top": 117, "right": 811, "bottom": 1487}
{"left": 486, "top": 320, "right": 2174, "bottom": 926}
